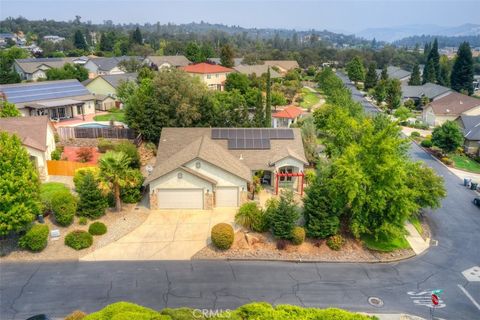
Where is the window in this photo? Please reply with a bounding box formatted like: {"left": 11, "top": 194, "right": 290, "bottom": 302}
{"left": 279, "top": 167, "right": 293, "bottom": 182}
{"left": 76, "top": 105, "right": 83, "bottom": 115}
{"left": 207, "top": 74, "right": 211, "bottom": 79}
{"left": 216, "top": 74, "right": 219, "bottom": 78}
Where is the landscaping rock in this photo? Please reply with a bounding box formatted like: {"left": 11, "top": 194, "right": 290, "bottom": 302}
{"left": 245, "top": 233, "right": 260, "bottom": 245}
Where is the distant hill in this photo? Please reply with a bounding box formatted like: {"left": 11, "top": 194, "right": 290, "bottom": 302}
{"left": 357, "top": 23, "right": 480, "bottom": 42}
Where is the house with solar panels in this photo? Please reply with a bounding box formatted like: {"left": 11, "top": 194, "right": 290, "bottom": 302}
{"left": 0, "top": 79, "right": 96, "bottom": 121}
{"left": 144, "top": 128, "right": 308, "bottom": 209}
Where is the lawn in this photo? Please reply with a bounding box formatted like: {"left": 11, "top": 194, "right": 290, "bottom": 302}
{"left": 40, "top": 182, "right": 71, "bottom": 210}
{"left": 449, "top": 153, "right": 480, "bottom": 173}
{"left": 299, "top": 88, "right": 320, "bottom": 109}
{"left": 361, "top": 233, "right": 410, "bottom": 252}
{"left": 409, "top": 216, "right": 423, "bottom": 235}
{"left": 93, "top": 110, "right": 125, "bottom": 122}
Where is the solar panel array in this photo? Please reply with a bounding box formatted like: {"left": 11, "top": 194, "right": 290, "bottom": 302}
{"left": 0, "top": 80, "right": 90, "bottom": 104}
{"left": 212, "top": 128, "right": 294, "bottom": 150}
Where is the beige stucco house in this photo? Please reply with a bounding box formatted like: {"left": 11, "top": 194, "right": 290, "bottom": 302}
{"left": 145, "top": 128, "right": 307, "bottom": 209}
{"left": 0, "top": 80, "right": 96, "bottom": 121}
{"left": 0, "top": 116, "right": 56, "bottom": 179}
{"left": 422, "top": 92, "right": 480, "bottom": 127}
{"left": 180, "top": 63, "right": 234, "bottom": 91}
{"left": 143, "top": 55, "right": 191, "bottom": 69}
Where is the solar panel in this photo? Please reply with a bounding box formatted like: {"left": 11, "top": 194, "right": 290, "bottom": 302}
{"left": 227, "top": 138, "right": 270, "bottom": 150}
{"left": 211, "top": 128, "right": 221, "bottom": 139}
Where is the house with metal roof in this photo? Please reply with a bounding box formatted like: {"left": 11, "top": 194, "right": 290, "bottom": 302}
{"left": 145, "top": 128, "right": 307, "bottom": 209}
{"left": 456, "top": 114, "right": 480, "bottom": 154}
{"left": 376, "top": 66, "right": 411, "bottom": 83}
{"left": 422, "top": 91, "right": 480, "bottom": 127}
{"left": 180, "top": 63, "right": 234, "bottom": 91}
{"left": 0, "top": 79, "right": 96, "bottom": 121}
{"left": 143, "top": 55, "right": 191, "bottom": 69}
{"left": 0, "top": 116, "right": 56, "bottom": 179}
{"left": 13, "top": 57, "right": 88, "bottom": 81}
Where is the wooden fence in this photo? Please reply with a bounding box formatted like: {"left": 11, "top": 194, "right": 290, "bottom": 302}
{"left": 57, "top": 127, "right": 137, "bottom": 141}
{"left": 47, "top": 160, "right": 96, "bottom": 176}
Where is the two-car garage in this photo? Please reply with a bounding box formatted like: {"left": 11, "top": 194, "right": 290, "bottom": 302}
{"left": 156, "top": 187, "right": 239, "bottom": 209}
{"left": 215, "top": 187, "right": 239, "bottom": 207}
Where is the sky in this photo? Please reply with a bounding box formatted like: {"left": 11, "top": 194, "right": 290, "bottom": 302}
{"left": 0, "top": 0, "right": 478, "bottom": 34}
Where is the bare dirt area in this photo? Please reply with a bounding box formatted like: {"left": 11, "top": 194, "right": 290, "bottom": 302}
{"left": 0, "top": 204, "right": 149, "bottom": 262}
{"left": 193, "top": 231, "right": 415, "bottom": 262}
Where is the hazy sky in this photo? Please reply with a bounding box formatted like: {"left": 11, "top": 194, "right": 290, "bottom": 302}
{"left": 0, "top": 0, "right": 478, "bottom": 33}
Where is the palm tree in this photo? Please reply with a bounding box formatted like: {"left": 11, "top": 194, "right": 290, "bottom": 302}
{"left": 98, "top": 151, "right": 137, "bottom": 212}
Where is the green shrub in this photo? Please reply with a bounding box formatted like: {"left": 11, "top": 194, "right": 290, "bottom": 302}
{"left": 51, "top": 148, "right": 61, "bottom": 160}
{"left": 79, "top": 217, "right": 88, "bottom": 225}
{"left": 40, "top": 182, "right": 70, "bottom": 213}
{"left": 291, "top": 226, "right": 305, "bottom": 245}
{"left": 65, "top": 230, "right": 93, "bottom": 250}
{"left": 89, "top": 222, "right": 107, "bottom": 235}
{"left": 235, "top": 202, "right": 268, "bottom": 232}
{"left": 97, "top": 138, "right": 115, "bottom": 153}
{"left": 410, "top": 131, "right": 420, "bottom": 138}
{"left": 161, "top": 307, "right": 207, "bottom": 319}
{"left": 19, "top": 224, "right": 49, "bottom": 252}
{"left": 420, "top": 139, "right": 433, "bottom": 148}
{"left": 327, "top": 234, "right": 345, "bottom": 251}
{"left": 51, "top": 190, "right": 77, "bottom": 226}
{"left": 75, "top": 170, "right": 108, "bottom": 219}
{"left": 114, "top": 141, "right": 141, "bottom": 168}
{"left": 441, "top": 157, "right": 453, "bottom": 165}
{"left": 82, "top": 302, "right": 168, "bottom": 320}
{"left": 120, "top": 169, "right": 144, "bottom": 203}
{"left": 73, "top": 167, "right": 101, "bottom": 186}
{"left": 271, "top": 191, "right": 300, "bottom": 239}
{"left": 211, "top": 223, "right": 234, "bottom": 250}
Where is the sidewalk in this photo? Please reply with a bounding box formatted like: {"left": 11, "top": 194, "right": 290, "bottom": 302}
{"left": 404, "top": 222, "right": 429, "bottom": 255}
{"left": 401, "top": 126, "right": 432, "bottom": 138}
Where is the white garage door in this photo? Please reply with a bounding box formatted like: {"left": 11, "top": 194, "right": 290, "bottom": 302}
{"left": 216, "top": 187, "right": 238, "bottom": 207}
{"left": 157, "top": 189, "right": 203, "bottom": 209}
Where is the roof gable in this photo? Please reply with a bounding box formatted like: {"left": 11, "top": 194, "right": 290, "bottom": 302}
{"left": 0, "top": 116, "right": 52, "bottom": 151}
{"left": 180, "top": 63, "right": 234, "bottom": 74}
{"left": 428, "top": 92, "right": 480, "bottom": 115}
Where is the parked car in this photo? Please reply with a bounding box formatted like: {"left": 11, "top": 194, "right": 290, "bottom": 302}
{"left": 473, "top": 198, "right": 480, "bottom": 207}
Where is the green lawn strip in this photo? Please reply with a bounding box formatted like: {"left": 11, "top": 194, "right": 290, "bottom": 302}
{"left": 40, "top": 182, "right": 70, "bottom": 208}
{"left": 409, "top": 216, "right": 423, "bottom": 235}
{"left": 300, "top": 88, "right": 320, "bottom": 108}
{"left": 449, "top": 153, "right": 480, "bottom": 173}
{"left": 361, "top": 233, "right": 410, "bottom": 252}
{"left": 93, "top": 110, "right": 125, "bottom": 122}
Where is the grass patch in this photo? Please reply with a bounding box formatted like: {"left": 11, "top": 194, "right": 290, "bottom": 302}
{"left": 299, "top": 88, "right": 320, "bottom": 108}
{"left": 409, "top": 216, "right": 423, "bottom": 235}
{"left": 93, "top": 109, "right": 125, "bottom": 122}
{"left": 40, "top": 182, "right": 69, "bottom": 198}
{"left": 361, "top": 233, "right": 410, "bottom": 252}
{"left": 449, "top": 153, "right": 480, "bottom": 173}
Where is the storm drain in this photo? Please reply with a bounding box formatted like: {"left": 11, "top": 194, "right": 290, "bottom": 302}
{"left": 368, "top": 296, "right": 384, "bottom": 308}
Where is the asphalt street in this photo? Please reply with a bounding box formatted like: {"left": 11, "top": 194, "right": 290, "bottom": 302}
{"left": 1, "top": 74, "right": 479, "bottom": 320}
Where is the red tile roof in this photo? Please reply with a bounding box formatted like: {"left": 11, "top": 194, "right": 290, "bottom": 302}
{"left": 272, "top": 106, "right": 304, "bottom": 119}
{"left": 180, "top": 63, "right": 234, "bottom": 74}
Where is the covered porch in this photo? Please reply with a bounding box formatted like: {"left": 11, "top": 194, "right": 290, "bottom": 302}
{"left": 25, "top": 99, "right": 86, "bottom": 121}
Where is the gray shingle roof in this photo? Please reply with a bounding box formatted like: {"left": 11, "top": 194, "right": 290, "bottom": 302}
{"left": 376, "top": 66, "right": 411, "bottom": 80}
{"left": 459, "top": 114, "right": 480, "bottom": 140}
{"left": 402, "top": 83, "right": 452, "bottom": 100}
{"left": 14, "top": 57, "right": 77, "bottom": 74}
{"left": 233, "top": 64, "right": 282, "bottom": 78}
{"left": 90, "top": 56, "right": 141, "bottom": 72}
{"left": 145, "top": 127, "right": 307, "bottom": 185}
{"left": 98, "top": 73, "right": 138, "bottom": 89}
{"left": 208, "top": 57, "right": 244, "bottom": 67}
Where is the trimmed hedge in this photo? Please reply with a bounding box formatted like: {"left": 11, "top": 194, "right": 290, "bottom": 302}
{"left": 211, "top": 223, "right": 234, "bottom": 250}
{"left": 420, "top": 139, "right": 433, "bottom": 148}
{"left": 83, "top": 301, "right": 376, "bottom": 320}
{"left": 327, "top": 234, "right": 345, "bottom": 251}
{"left": 19, "top": 224, "right": 49, "bottom": 252}
{"left": 88, "top": 222, "right": 107, "bottom": 236}
{"left": 65, "top": 230, "right": 93, "bottom": 250}
{"left": 291, "top": 226, "right": 305, "bottom": 245}
{"left": 51, "top": 191, "right": 77, "bottom": 227}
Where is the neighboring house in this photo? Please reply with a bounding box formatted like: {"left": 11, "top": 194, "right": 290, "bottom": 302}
{"left": 43, "top": 35, "right": 66, "bottom": 43}
{"left": 0, "top": 79, "right": 96, "bottom": 120}
{"left": 208, "top": 57, "right": 244, "bottom": 67}
{"left": 272, "top": 106, "right": 304, "bottom": 128}
{"left": 84, "top": 56, "right": 141, "bottom": 78}
{"left": 456, "top": 114, "right": 480, "bottom": 154}
{"left": 144, "top": 128, "right": 307, "bottom": 209}
{"left": 143, "top": 55, "right": 191, "bottom": 69}
{"left": 263, "top": 60, "right": 300, "bottom": 74}
{"left": 0, "top": 33, "right": 16, "bottom": 46}
{"left": 402, "top": 83, "right": 452, "bottom": 103}
{"left": 83, "top": 73, "right": 137, "bottom": 99}
{"left": 0, "top": 116, "right": 56, "bottom": 179}
{"left": 474, "top": 75, "right": 480, "bottom": 92}
{"left": 233, "top": 64, "right": 282, "bottom": 78}
{"left": 180, "top": 63, "right": 234, "bottom": 91}
{"left": 93, "top": 94, "right": 117, "bottom": 111}
{"left": 376, "top": 66, "right": 411, "bottom": 83}
{"left": 422, "top": 91, "right": 480, "bottom": 127}
{"left": 13, "top": 57, "right": 88, "bottom": 81}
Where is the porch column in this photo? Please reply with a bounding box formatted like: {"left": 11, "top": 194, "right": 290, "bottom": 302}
{"left": 71, "top": 106, "right": 74, "bottom": 119}
{"left": 275, "top": 171, "right": 279, "bottom": 195}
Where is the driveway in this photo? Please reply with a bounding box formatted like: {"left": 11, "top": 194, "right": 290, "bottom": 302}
{"left": 81, "top": 208, "right": 237, "bottom": 261}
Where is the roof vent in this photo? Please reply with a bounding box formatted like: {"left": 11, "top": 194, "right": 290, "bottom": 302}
{"left": 446, "top": 109, "right": 450, "bottom": 113}
{"left": 239, "top": 154, "right": 244, "bottom": 160}
{"left": 460, "top": 101, "right": 463, "bottom": 104}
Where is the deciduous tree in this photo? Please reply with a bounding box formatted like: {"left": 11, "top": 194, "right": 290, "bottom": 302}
{"left": 0, "top": 101, "right": 21, "bottom": 117}
{"left": 220, "top": 44, "right": 235, "bottom": 68}
{"left": 431, "top": 120, "right": 464, "bottom": 154}
{"left": 346, "top": 56, "right": 365, "bottom": 83}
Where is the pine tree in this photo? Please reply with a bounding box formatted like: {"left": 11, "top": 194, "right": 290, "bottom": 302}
{"left": 423, "top": 59, "right": 436, "bottom": 84}
{"left": 451, "top": 42, "right": 474, "bottom": 95}
{"left": 220, "top": 44, "right": 234, "bottom": 68}
{"left": 131, "top": 26, "right": 143, "bottom": 45}
{"left": 75, "top": 172, "right": 108, "bottom": 219}
{"left": 264, "top": 67, "right": 272, "bottom": 127}
{"left": 364, "top": 62, "right": 378, "bottom": 90}
{"left": 380, "top": 65, "right": 388, "bottom": 80}
{"left": 424, "top": 42, "right": 431, "bottom": 60}
{"left": 253, "top": 90, "right": 264, "bottom": 127}
{"left": 385, "top": 79, "right": 402, "bottom": 110}
{"left": 271, "top": 191, "right": 299, "bottom": 240}
{"left": 73, "top": 30, "right": 88, "bottom": 51}
{"left": 303, "top": 170, "right": 340, "bottom": 238}
{"left": 409, "top": 64, "right": 422, "bottom": 85}
{"left": 429, "top": 38, "right": 441, "bottom": 80}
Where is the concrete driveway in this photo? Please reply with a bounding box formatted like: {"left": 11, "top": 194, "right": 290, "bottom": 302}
{"left": 81, "top": 208, "right": 237, "bottom": 261}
